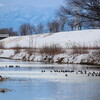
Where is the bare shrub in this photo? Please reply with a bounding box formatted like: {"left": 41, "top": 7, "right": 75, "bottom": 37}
{"left": 93, "top": 40, "right": 100, "bottom": 49}
{"left": 26, "top": 48, "right": 35, "bottom": 56}
{"left": 39, "top": 44, "right": 65, "bottom": 55}
{"left": 14, "top": 44, "right": 21, "bottom": 54}
{"left": 66, "top": 40, "right": 100, "bottom": 50}
{"left": 71, "top": 43, "right": 89, "bottom": 54}
{"left": 72, "top": 46, "right": 89, "bottom": 54}
{"left": 13, "top": 44, "right": 35, "bottom": 56}
{"left": 66, "top": 41, "right": 100, "bottom": 55}
{"left": 0, "top": 42, "right": 5, "bottom": 49}
{"left": 9, "top": 46, "right": 30, "bottom": 50}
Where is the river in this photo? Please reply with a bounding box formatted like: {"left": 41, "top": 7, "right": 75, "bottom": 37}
{"left": 0, "top": 59, "right": 100, "bottom": 100}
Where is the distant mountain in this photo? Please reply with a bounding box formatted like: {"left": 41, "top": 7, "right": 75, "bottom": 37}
{"left": 0, "top": 6, "right": 55, "bottom": 30}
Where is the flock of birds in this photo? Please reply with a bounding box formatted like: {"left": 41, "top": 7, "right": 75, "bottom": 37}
{"left": 3, "top": 65, "right": 100, "bottom": 77}
{"left": 0, "top": 65, "right": 99, "bottom": 93}
{"left": 5, "top": 65, "right": 20, "bottom": 68}
{"left": 41, "top": 69, "right": 100, "bottom": 77}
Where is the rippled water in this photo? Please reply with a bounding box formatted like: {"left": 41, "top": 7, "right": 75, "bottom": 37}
{"left": 0, "top": 59, "right": 100, "bottom": 100}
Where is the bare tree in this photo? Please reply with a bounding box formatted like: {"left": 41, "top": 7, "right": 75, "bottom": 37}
{"left": 32, "top": 25, "right": 37, "bottom": 34}
{"left": 56, "top": 7, "right": 68, "bottom": 31}
{"left": 57, "top": 0, "right": 100, "bottom": 29}
{"left": 19, "top": 23, "right": 33, "bottom": 36}
{"left": 47, "top": 20, "right": 60, "bottom": 33}
{"left": 70, "top": 0, "right": 100, "bottom": 21}
{"left": 67, "top": 18, "right": 75, "bottom": 31}
{"left": 32, "top": 23, "right": 44, "bottom": 34}
{"left": 58, "top": 17, "right": 67, "bottom": 31}
{"left": 37, "top": 23, "right": 44, "bottom": 34}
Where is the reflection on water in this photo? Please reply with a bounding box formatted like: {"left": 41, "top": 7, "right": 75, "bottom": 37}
{"left": 0, "top": 77, "right": 100, "bottom": 100}
{"left": 0, "top": 59, "right": 100, "bottom": 100}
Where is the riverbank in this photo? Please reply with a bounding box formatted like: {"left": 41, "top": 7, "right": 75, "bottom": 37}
{"left": 0, "top": 47, "right": 100, "bottom": 66}
{"left": 10, "top": 49, "right": 99, "bottom": 65}
{"left": 0, "top": 29, "right": 100, "bottom": 65}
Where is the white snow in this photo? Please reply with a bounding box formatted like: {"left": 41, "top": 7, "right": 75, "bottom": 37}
{"left": 0, "top": 50, "right": 14, "bottom": 58}
{"left": 1, "top": 29, "right": 100, "bottom": 48}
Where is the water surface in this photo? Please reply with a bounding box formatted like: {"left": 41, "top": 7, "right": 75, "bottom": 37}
{"left": 0, "top": 59, "right": 100, "bottom": 100}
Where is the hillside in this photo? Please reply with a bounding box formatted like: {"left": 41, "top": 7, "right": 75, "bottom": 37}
{"left": 1, "top": 29, "right": 100, "bottom": 48}
{"left": 0, "top": 29, "right": 100, "bottom": 65}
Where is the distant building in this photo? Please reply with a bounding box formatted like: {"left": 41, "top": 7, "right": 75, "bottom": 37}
{"left": 0, "top": 33, "right": 9, "bottom": 40}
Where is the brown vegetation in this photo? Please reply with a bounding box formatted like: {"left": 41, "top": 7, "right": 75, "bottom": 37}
{"left": 71, "top": 46, "right": 89, "bottom": 54}
{"left": 39, "top": 44, "right": 66, "bottom": 55}
{"left": 14, "top": 44, "right": 21, "bottom": 54}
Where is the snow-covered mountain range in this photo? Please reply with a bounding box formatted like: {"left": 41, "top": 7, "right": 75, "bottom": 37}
{"left": 0, "top": 6, "right": 55, "bottom": 30}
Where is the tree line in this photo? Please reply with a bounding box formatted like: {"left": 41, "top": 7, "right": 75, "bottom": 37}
{"left": 0, "top": 0, "right": 99, "bottom": 36}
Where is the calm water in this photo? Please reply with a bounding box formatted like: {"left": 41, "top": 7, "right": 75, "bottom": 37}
{"left": 0, "top": 59, "right": 100, "bottom": 100}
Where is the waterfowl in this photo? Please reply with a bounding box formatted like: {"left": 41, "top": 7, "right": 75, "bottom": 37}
{"left": 65, "top": 74, "right": 68, "bottom": 76}
{"left": 16, "top": 65, "right": 20, "bottom": 67}
{"left": 9, "top": 65, "right": 14, "bottom": 67}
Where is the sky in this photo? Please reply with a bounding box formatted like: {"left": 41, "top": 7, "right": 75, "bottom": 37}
{"left": 0, "top": 0, "right": 63, "bottom": 8}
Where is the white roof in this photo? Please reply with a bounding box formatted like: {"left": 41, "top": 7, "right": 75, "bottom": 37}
{"left": 0, "top": 34, "right": 9, "bottom": 37}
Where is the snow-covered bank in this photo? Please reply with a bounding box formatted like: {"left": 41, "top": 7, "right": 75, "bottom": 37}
{"left": 11, "top": 50, "right": 100, "bottom": 65}
{"left": 0, "top": 29, "right": 100, "bottom": 65}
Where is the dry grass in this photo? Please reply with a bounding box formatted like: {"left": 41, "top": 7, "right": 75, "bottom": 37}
{"left": 39, "top": 44, "right": 65, "bottom": 55}
{"left": 26, "top": 48, "right": 36, "bottom": 56}
{"left": 66, "top": 40, "right": 100, "bottom": 50}
{"left": 14, "top": 44, "right": 21, "bottom": 54}
{"left": 13, "top": 45, "right": 36, "bottom": 55}
{"left": 71, "top": 46, "right": 89, "bottom": 54}
{"left": 65, "top": 41, "right": 100, "bottom": 54}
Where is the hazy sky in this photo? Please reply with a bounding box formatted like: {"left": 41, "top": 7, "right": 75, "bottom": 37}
{"left": 0, "top": 0, "right": 63, "bottom": 8}
{"left": 0, "top": 0, "right": 64, "bottom": 30}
